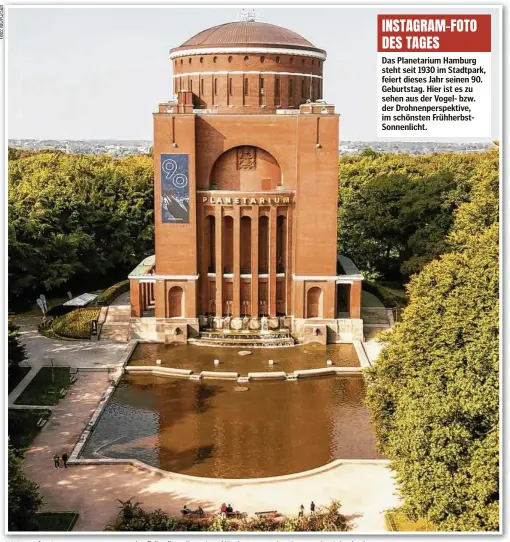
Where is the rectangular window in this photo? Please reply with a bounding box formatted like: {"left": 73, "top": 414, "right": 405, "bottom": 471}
{"left": 244, "top": 78, "right": 249, "bottom": 96}
{"left": 174, "top": 78, "right": 177, "bottom": 94}
{"left": 275, "top": 77, "right": 280, "bottom": 104}
{"left": 301, "top": 77, "right": 305, "bottom": 97}
{"left": 260, "top": 77, "right": 264, "bottom": 94}
{"left": 201, "top": 78, "right": 204, "bottom": 95}
{"left": 229, "top": 77, "right": 233, "bottom": 96}
{"left": 190, "top": 79, "right": 193, "bottom": 93}
{"left": 214, "top": 78, "right": 218, "bottom": 95}
{"left": 289, "top": 79, "right": 294, "bottom": 97}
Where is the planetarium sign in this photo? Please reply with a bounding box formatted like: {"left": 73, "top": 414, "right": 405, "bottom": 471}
{"left": 202, "top": 196, "right": 292, "bottom": 205}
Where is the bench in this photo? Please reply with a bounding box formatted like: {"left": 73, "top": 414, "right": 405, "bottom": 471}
{"left": 226, "top": 512, "right": 247, "bottom": 519}
{"left": 255, "top": 510, "right": 278, "bottom": 518}
{"left": 181, "top": 511, "right": 206, "bottom": 519}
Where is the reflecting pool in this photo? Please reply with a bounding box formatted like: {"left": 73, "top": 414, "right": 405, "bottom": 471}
{"left": 81, "top": 374, "right": 383, "bottom": 478}
{"left": 128, "top": 343, "right": 360, "bottom": 374}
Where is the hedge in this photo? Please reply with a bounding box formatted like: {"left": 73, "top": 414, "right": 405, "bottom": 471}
{"left": 96, "top": 280, "right": 130, "bottom": 306}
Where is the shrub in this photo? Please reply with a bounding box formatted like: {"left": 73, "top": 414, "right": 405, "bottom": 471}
{"left": 96, "top": 280, "right": 130, "bottom": 306}
{"left": 107, "top": 499, "right": 349, "bottom": 532}
{"left": 51, "top": 308, "right": 101, "bottom": 339}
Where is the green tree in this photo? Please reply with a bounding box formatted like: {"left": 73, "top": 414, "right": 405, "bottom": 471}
{"left": 8, "top": 447, "right": 43, "bottom": 531}
{"left": 8, "top": 151, "right": 154, "bottom": 309}
{"left": 337, "top": 150, "right": 487, "bottom": 280}
{"left": 365, "top": 148, "right": 499, "bottom": 531}
{"left": 8, "top": 320, "right": 27, "bottom": 369}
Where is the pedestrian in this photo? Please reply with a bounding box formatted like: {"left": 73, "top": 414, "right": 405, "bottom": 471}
{"left": 310, "top": 501, "right": 315, "bottom": 513}
{"left": 52, "top": 453, "right": 60, "bottom": 469}
{"left": 298, "top": 504, "right": 304, "bottom": 518}
{"left": 220, "top": 502, "right": 227, "bottom": 517}
{"left": 226, "top": 504, "right": 233, "bottom": 514}
{"left": 62, "top": 452, "right": 69, "bottom": 468}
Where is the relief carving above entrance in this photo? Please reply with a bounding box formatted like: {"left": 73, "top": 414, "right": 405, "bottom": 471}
{"left": 237, "top": 146, "right": 257, "bottom": 170}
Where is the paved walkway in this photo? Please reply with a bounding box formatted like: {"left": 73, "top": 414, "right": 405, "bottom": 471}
{"left": 111, "top": 291, "right": 130, "bottom": 306}
{"left": 22, "top": 371, "right": 399, "bottom": 533}
{"left": 15, "top": 306, "right": 398, "bottom": 533}
{"left": 15, "top": 316, "right": 128, "bottom": 369}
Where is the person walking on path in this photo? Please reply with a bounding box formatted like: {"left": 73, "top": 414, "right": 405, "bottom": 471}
{"left": 220, "top": 503, "right": 227, "bottom": 518}
{"left": 298, "top": 504, "right": 304, "bottom": 518}
{"left": 52, "top": 454, "right": 60, "bottom": 469}
{"left": 62, "top": 452, "right": 68, "bottom": 468}
{"left": 310, "top": 501, "right": 316, "bottom": 513}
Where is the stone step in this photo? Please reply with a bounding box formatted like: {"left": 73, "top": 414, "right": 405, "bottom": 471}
{"left": 193, "top": 339, "right": 295, "bottom": 348}
{"left": 100, "top": 323, "right": 130, "bottom": 341}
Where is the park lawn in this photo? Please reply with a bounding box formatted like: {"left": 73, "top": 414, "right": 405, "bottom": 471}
{"left": 8, "top": 409, "right": 52, "bottom": 454}
{"left": 15, "top": 367, "right": 71, "bottom": 406}
{"left": 385, "top": 510, "right": 436, "bottom": 532}
{"left": 8, "top": 365, "right": 31, "bottom": 393}
{"left": 36, "top": 512, "right": 79, "bottom": 531}
{"left": 376, "top": 281, "right": 408, "bottom": 307}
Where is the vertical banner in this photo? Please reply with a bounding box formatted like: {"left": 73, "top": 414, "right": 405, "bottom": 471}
{"left": 160, "top": 153, "right": 190, "bottom": 224}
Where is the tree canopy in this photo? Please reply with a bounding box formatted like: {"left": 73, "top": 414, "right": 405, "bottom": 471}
{"left": 338, "top": 151, "right": 487, "bottom": 280}
{"left": 8, "top": 447, "right": 43, "bottom": 531}
{"left": 365, "top": 148, "right": 499, "bottom": 531}
{"left": 8, "top": 151, "right": 154, "bottom": 309}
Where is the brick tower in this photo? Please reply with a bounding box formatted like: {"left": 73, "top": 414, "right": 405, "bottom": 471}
{"left": 129, "top": 18, "right": 363, "bottom": 344}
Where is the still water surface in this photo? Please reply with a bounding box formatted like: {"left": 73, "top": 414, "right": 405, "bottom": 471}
{"left": 129, "top": 343, "right": 360, "bottom": 374}
{"left": 81, "top": 374, "right": 383, "bottom": 478}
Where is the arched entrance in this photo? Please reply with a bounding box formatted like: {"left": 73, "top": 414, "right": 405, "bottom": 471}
{"left": 306, "top": 287, "right": 323, "bottom": 318}
{"left": 168, "top": 286, "right": 184, "bottom": 318}
{"left": 210, "top": 146, "right": 281, "bottom": 191}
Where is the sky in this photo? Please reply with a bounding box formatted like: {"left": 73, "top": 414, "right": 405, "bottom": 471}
{"left": 7, "top": 6, "right": 500, "bottom": 141}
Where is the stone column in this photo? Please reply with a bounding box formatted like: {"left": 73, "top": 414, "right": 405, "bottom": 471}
{"left": 154, "top": 280, "right": 166, "bottom": 318}
{"left": 349, "top": 280, "right": 362, "bottom": 319}
{"left": 251, "top": 209, "right": 259, "bottom": 317}
{"left": 285, "top": 207, "right": 293, "bottom": 315}
{"left": 199, "top": 207, "right": 209, "bottom": 315}
{"left": 233, "top": 207, "right": 241, "bottom": 317}
{"left": 130, "top": 280, "right": 142, "bottom": 317}
{"left": 268, "top": 207, "right": 277, "bottom": 316}
{"left": 142, "top": 282, "right": 147, "bottom": 313}
{"left": 215, "top": 206, "right": 223, "bottom": 317}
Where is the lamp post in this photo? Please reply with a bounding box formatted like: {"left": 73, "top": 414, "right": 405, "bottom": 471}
{"left": 242, "top": 300, "right": 249, "bottom": 317}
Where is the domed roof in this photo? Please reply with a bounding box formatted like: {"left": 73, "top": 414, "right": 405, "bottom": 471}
{"left": 170, "top": 21, "right": 325, "bottom": 56}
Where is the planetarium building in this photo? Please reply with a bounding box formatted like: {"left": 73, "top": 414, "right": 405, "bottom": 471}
{"left": 128, "top": 18, "right": 364, "bottom": 345}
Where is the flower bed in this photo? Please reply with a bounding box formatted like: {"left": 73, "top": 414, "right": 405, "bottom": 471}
{"left": 51, "top": 307, "right": 101, "bottom": 339}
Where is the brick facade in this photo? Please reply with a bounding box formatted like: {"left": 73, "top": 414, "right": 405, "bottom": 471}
{"left": 129, "top": 20, "right": 363, "bottom": 342}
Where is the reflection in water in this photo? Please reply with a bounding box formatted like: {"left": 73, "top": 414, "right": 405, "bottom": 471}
{"left": 129, "top": 343, "right": 360, "bottom": 374}
{"left": 82, "top": 375, "right": 383, "bottom": 478}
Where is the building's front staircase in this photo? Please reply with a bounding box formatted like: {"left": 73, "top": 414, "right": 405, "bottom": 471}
{"left": 99, "top": 305, "right": 131, "bottom": 341}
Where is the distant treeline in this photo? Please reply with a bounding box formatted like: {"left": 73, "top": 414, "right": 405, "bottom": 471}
{"left": 8, "top": 146, "right": 497, "bottom": 306}
{"left": 8, "top": 149, "right": 154, "bottom": 310}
